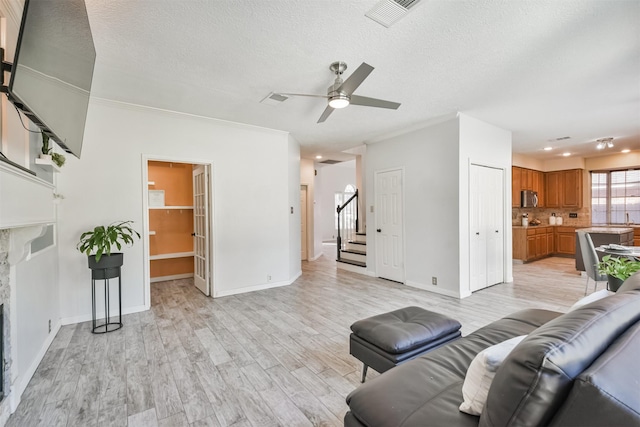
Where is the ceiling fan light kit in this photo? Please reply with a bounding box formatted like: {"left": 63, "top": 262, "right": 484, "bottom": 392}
{"left": 273, "top": 61, "right": 401, "bottom": 123}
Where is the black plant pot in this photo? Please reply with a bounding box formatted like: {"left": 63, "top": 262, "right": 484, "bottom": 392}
{"left": 88, "top": 253, "right": 123, "bottom": 280}
{"left": 607, "top": 275, "right": 624, "bottom": 292}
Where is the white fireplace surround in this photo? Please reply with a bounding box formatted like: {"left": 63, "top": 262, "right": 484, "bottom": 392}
{"left": 0, "top": 161, "right": 56, "bottom": 421}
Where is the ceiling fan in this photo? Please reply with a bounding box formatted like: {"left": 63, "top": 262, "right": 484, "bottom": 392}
{"left": 276, "top": 61, "right": 401, "bottom": 123}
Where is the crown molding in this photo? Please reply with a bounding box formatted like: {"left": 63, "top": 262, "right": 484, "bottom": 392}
{"left": 0, "top": 0, "right": 23, "bottom": 27}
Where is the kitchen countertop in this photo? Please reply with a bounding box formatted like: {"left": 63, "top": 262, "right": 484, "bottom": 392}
{"left": 512, "top": 225, "right": 584, "bottom": 229}
{"left": 575, "top": 227, "right": 633, "bottom": 234}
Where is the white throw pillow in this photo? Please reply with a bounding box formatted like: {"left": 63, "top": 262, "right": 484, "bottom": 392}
{"left": 569, "top": 289, "right": 614, "bottom": 311}
{"left": 459, "top": 335, "right": 527, "bottom": 416}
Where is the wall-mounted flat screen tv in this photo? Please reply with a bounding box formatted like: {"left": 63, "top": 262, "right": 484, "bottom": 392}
{"left": 8, "top": 0, "right": 95, "bottom": 159}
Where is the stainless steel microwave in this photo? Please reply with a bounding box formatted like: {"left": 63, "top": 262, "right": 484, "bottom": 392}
{"left": 521, "top": 190, "right": 538, "bottom": 208}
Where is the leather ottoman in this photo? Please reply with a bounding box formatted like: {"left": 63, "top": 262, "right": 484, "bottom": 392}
{"left": 350, "top": 306, "right": 461, "bottom": 382}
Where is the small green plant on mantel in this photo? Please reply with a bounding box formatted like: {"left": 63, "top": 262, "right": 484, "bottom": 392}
{"left": 40, "top": 131, "right": 66, "bottom": 168}
{"left": 597, "top": 255, "right": 640, "bottom": 291}
{"left": 77, "top": 221, "right": 141, "bottom": 262}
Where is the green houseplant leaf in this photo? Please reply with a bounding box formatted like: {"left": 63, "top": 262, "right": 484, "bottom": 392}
{"left": 597, "top": 255, "right": 640, "bottom": 280}
{"left": 77, "top": 221, "right": 141, "bottom": 262}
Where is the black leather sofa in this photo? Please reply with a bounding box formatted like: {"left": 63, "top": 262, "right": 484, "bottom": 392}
{"left": 345, "top": 277, "right": 640, "bottom": 427}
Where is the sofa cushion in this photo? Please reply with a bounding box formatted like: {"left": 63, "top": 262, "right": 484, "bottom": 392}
{"left": 459, "top": 335, "right": 527, "bottom": 416}
{"left": 480, "top": 287, "right": 640, "bottom": 427}
{"left": 569, "top": 289, "right": 613, "bottom": 310}
{"left": 345, "top": 309, "right": 560, "bottom": 427}
{"left": 549, "top": 320, "right": 640, "bottom": 426}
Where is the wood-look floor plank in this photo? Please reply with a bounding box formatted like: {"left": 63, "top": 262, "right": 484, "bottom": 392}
{"left": 8, "top": 249, "right": 586, "bottom": 427}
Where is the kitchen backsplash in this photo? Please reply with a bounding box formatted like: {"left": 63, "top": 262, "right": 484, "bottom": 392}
{"left": 512, "top": 206, "right": 591, "bottom": 227}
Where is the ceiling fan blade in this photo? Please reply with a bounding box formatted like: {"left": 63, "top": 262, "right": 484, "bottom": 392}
{"left": 337, "top": 62, "right": 374, "bottom": 95}
{"left": 317, "top": 106, "right": 334, "bottom": 123}
{"left": 276, "top": 92, "right": 330, "bottom": 99}
{"left": 350, "top": 95, "right": 401, "bottom": 110}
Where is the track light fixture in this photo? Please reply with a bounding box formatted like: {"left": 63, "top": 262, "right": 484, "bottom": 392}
{"left": 596, "top": 137, "right": 614, "bottom": 150}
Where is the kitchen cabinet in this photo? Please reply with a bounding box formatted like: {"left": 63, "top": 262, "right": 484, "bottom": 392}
{"left": 634, "top": 228, "right": 640, "bottom": 246}
{"left": 512, "top": 166, "right": 522, "bottom": 207}
{"left": 545, "top": 169, "right": 583, "bottom": 209}
{"left": 513, "top": 226, "right": 555, "bottom": 261}
{"left": 512, "top": 166, "right": 546, "bottom": 207}
{"left": 533, "top": 170, "right": 545, "bottom": 207}
{"left": 555, "top": 226, "right": 577, "bottom": 255}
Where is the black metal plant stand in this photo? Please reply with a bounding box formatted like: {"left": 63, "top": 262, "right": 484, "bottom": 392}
{"left": 89, "top": 253, "right": 123, "bottom": 334}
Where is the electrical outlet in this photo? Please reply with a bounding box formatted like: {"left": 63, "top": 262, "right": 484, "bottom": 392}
{"left": 48, "top": 319, "right": 51, "bottom": 333}
{"left": 432, "top": 277, "right": 437, "bottom": 286}
{"left": 267, "top": 275, "right": 272, "bottom": 282}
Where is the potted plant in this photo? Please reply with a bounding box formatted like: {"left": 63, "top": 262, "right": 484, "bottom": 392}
{"left": 596, "top": 255, "right": 640, "bottom": 292}
{"left": 40, "top": 131, "right": 66, "bottom": 168}
{"left": 77, "top": 220, "right": 140, "bottom": 279}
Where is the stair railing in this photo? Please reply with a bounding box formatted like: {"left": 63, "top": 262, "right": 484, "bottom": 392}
{"left": 336, "top": 189, "right": 358, "bottom": 261}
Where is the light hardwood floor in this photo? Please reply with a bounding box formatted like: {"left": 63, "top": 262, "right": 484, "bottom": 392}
{"left": 7, "top": 247, "right": 588, "bottom": 427}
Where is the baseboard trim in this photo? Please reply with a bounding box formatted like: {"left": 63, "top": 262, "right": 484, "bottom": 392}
{"left": 405, "top": 280, "right": 462, "bottom": 299}
{"left": 60, "top": 304, "right": 149, "bottom": 326}
{"left": 150, "top": 273, "right": 194, "bottom": 283}
{"left": 13, "top": 319, "right": 62, "bottom": 411}
{"left": 213, "top": 273, "right": 300, "bottom": 298}
{"left": 309, "top": 252, "right": 323, "bottom": 261}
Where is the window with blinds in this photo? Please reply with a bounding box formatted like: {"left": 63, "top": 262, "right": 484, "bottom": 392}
{"left": 591, "top": 169, "right": 640, "bottom": 224}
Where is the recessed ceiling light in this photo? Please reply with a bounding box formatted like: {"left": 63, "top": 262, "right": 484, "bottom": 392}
{"left": 543, "top": 147, "right": 553, "bottom": 151}
{"left": 562, "top": 152, "right": 571, "bottom": 157}
{"left": 315, "top": 155, "right": 323, "bottom": 159}
{"left": 622, "top": 149, "right": 630, "bottom": 153}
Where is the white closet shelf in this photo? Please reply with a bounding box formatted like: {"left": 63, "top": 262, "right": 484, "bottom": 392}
{"left": 148, "top": 206, "right": 194, "bottom": 210}
{"left": 150, "top": 251, "right": 195, "bottom": 260}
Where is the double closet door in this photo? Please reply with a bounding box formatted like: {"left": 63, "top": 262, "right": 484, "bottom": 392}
{"left": 470, "top": 164, "right": 505, "bottom": 292}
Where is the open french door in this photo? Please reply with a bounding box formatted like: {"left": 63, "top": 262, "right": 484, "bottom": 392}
{"left": 192, "top": 165, "right": 210, "bottom": 296}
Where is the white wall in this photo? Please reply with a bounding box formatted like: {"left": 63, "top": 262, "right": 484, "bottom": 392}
{"left": 288, "top": 135, "right": 301, "bottom": 278}
{"left": 366, "top": 117, "right": 461, "bottom": 295}
{"left": 57, "top": 99, "right": 298, "bottom": 321}
{"left": 316, "top": 160, "right": 356, "bottom": 241}
{"left": 366, "top": 114, "right": 512, "bottom": 299}
{"left": 459, "top": 114, "right": 513, "bottom": 295}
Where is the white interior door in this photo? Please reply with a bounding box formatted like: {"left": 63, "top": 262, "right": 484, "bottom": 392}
{"left": 301, "top": 185, "right": 308, "bottom": 260}
{"left": 470, "top": 164, "right": 504, "bottom": 292}
{"left": 375, "top": 169, "right": 404, "bottom": 283}
{"left": 193, "top": 165, "right": 210, "bottom": 296}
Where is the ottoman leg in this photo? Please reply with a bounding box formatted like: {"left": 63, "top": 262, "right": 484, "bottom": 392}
{"left": 361, "top": 364, "right": 368, "bottom": 383}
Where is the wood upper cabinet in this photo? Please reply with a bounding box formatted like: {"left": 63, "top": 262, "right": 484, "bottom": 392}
{"left": 523, "top": 169, "right": 533, "bottom": 191}
{"left": 562, "top": 169, "right": 583, "bottom": 208}
{"left": 512, "top": 166, "right": 522, "bottom": 207}
{"left": 533, "top": 170, "right": 545, "bottom": 207}
{"left": 545, "top": 169, "right": 582, "bottom": 208}
{"left": 545, "top": 171, "right": 562, "bottom": 208}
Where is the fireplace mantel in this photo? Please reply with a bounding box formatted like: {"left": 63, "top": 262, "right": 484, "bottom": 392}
{"left": 0, "top": 162, "right": 55, "bottom": 230}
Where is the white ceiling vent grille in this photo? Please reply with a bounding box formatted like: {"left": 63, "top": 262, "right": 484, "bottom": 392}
{"left": 365, "top": 0, "right": 422, "bottom": 28}
{"left": 260, "top": 92, "right": 289, "bottom": 106}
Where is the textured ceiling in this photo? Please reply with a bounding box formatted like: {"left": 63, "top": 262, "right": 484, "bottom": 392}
{"left": 85, "top": 0, "right": 640, "bottom": 160}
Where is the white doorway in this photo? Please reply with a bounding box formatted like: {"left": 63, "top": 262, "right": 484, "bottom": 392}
{"left": 301, "top": 185, "right": 308, "bottom": 261}
{"left": 375, "top": 168, "right": 405, "bottom": 283}
{"left": 469, "top": 164, "right": 505, "bottom": 292}
{"left": 142, "top": 157, "right": 214, "bottom": 306}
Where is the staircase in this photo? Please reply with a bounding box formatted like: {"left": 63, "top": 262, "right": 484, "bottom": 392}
{"left": 335, "top": 189, "right": 367, "bottom": 272}
{"left": 338, "top": 232, "right": 367, "bottom": 268}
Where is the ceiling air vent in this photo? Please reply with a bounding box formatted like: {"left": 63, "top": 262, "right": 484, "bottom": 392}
{"left": 320, "top": 159, "right": 342, "bottom": 165}
{"left": 365, "top": 0, "right": 422, "bottom": 28}
{"left": 260, "top": 92, "right": 289, "bottom": 106}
